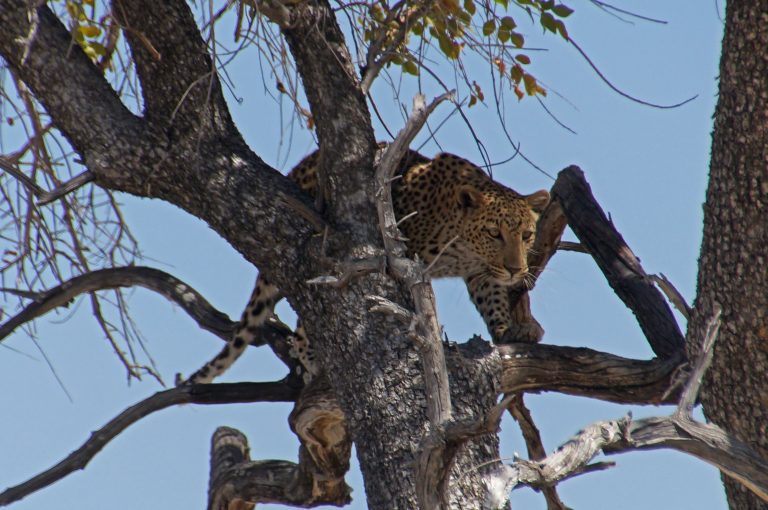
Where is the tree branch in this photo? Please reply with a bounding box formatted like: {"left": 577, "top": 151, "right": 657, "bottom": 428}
{"left": 495, "top": 342, "right": 683, "bottom": 404}
{"left": 373, "top": 93, "right": 456, "bottom": 509}
{"left": 112, "top": 0, "right": 236, "bottom": 134}
{"left": 0, "top": 0, "right": 318, "bottom": 289}
{"left": 1, "top": 266, "right": 236, "bottom": 342}
{"left": 0, "top": 1, "right": 144, "bottom": 160}
{"left": 208, "top": 426, "right": 351, "bottom": 509}
{"left": 551, "top": 166, "right": 686, "bottom": 358}
{"left": 507, "top": 395, "right": 568, "bottom": 510}
{"left": 0, "top": 382, "right": 299, "bottom": 507}
{"left": 208, "top": 376, "right": 352, "bottom": 509}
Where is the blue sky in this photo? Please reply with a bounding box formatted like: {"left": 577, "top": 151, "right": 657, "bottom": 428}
{"left": 0, "top": 1, "right": 729, "bottom": 509}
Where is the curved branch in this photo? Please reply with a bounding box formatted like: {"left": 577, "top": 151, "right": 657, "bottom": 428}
{"left": 0, "top": 266, "right": 236, "bottom": 342}
{"left": 0, "top": 381, "right": 299, "bottom": 507}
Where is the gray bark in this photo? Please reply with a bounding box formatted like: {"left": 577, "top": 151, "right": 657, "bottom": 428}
{"left": 689, "top": 1, "right": 768, "bottom": 508}
{"left": 0, "top": 1, "right": 497, "bottom": 507}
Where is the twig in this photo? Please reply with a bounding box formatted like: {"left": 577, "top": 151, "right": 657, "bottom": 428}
{"left": 36, "top": 170, "right": 95, "bottom": 205}
{"left": 0, "top": 382, "right": 299, "bottom": 507}
{"left": 556, "top": 241, "right": 588, "bottom": 253}
{"left": 569, "top": 37, "right": 696, "bottom": 109}
{"left": 651, "top": 273, "right": 693, "bottom": 320}
{"left": 507, "top": 395, "right": 568, "bottom": 510}
{"left": 0, "top": 157, "right": 95, "bottom": 205}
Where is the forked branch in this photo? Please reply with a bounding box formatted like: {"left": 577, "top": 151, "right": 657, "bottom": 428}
{"left": 487, "top": 309, "right": 768, "bottom": 505}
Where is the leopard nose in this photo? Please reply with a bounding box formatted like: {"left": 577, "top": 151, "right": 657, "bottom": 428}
{"left": 504, "top": 263, "right": 524, "bottom": 275}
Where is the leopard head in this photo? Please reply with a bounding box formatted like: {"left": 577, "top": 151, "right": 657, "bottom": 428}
{"left": 452, "top": 185, "right": 550, "bottom": 285}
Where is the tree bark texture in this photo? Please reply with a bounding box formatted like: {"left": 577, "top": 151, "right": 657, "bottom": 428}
{"left": 690, "top": 1, "right": 768, "bottom": 508}
{"left": 0, "top": 1, "right": 498, "bottom": 507}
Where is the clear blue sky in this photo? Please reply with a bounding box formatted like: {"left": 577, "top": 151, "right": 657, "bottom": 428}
{"left": 0, "top": 1, "right": 728, "bottom": 509}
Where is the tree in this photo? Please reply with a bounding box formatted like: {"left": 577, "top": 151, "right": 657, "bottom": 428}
{"left": 688, "top": 1, "right": 768, "bottom": 509}
{"left": 0, "top": 1, "right": 765, "bottom": 509}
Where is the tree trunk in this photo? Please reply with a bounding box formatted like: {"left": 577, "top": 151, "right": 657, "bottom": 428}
{"left": 690, "top": 1, "right": 768, "bottom": 508}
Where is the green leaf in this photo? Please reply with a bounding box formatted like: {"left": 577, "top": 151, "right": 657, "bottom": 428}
{"left": 500, "top": 16, "right": 517, "bottom": 30}
{"left": 464, "top": 0, "right": 476, "bottom": 15}
{"left": 510, "top": 64, "right": 523, "bottom": 83}
{"left": 555, "top": 19, "right": 569, "bottom": 39}
{"left": 497, "top": 29, "right": 510, "bottom": 43}
{"left": 494, "top": 0, "right": 509, "bottom": 9}
{"left": 482, "top": 20, "right": 496, "bottom": 36}
{"left": 552, "top": 3, "right": 573, "bottom": 17}
{"left": 514, "top": 54, "right": 530, "bottom": 64}
{"left": 523, "top": 73, "right": 537, "bottom": 95}
{"left": 510, "top": 32, "right": 524, "bottom": 48}
{"left": 403, "top": 60, "right": 419, "bottom": 75}
{"left": 540, "top": 11, "right": 557, "bottom": 33}
{"left": 78, "top": 25, "right": 101, "bottom": 38}
{"left": 89, "top": 42, "right": 107, "bottom": 56}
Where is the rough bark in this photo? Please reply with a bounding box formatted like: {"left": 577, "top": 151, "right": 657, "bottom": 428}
{"left": 688, "top": 1, "right": 768, "bottom": 508}
{"left": 0, "top": 1, "right": 500, "bottom": 508}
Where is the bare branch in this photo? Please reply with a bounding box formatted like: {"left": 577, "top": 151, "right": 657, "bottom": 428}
{"left": 489, "top": 412, "right": 768, "bottom": 505}
{"left": 0, "top": 382, "right": 299, "bottom": 507}
{"left": 557, "top": 241, "right": 588, "bottom": 253}
{"left": 504, "top": 196, "right": 568, "bottom": 343}
{"left": 373, "top": 93, "right": 454, "bottom": 509}
{"left": 551, "top": 166, "right": 686, "bottom": 359}
{"left": 443, "top": 338, "right": 684, "bottom": 405}
{"left": 0, "top": 266, "right": 236, "bottom": 342}
{"left": 507, "top": 395, "right": 568, "bottom": 510}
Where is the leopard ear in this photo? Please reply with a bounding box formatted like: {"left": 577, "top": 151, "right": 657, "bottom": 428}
{"left": 525, "top": 189, "right": 550, "bottom": 213}
{"left": 455, "top": 186, "right": 485, "bottom": 209}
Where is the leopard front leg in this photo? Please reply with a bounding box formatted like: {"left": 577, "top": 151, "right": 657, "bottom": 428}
{"left": 464, "top": 276, "right": 543, "bottom": 344}
{"left": 178, "top": 275, "right": 280, "bottom": 384}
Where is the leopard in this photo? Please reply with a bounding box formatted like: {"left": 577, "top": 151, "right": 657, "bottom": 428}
{"left": 181, "top": 146, "right": 549, "bottom": 384}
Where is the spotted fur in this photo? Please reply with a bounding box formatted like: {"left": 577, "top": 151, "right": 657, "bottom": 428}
{"left": 182, "top": 147, "right": 549, "bottom": 384}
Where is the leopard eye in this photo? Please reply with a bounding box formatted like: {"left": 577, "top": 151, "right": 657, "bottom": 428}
{"left": 522, "top": 230, "right": 534, "bottom": 241}
{"left": 485, "top": 226, "right": 502, "bottom": 239}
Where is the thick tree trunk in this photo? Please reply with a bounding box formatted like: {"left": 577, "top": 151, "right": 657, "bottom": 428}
{"left": 690, "top": 1, "right": 768, "bottom": 508}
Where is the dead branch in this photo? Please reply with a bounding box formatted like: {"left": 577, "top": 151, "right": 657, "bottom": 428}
{"left": 494, "top": 341, "right": 683, "bottom": 404}
{"left": 374, "top": 93, "right": 455, "bottom": 510}
{"left": 1, "top": 266, "right": 240, "bottom": 343}
{"left": 551, "top": 166, "right": 685, "bottom": 359}
{"left": 0, "top": 382, "right": 299, "bottom": 507}
{"left": 208, "top": 376, "right": 352, "bottom": 509}
{"left": 507, "top": 395, "right": 567, "bottom": 510}
{"left": 487, "top": 307, "right": 768, "bottom": 506}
